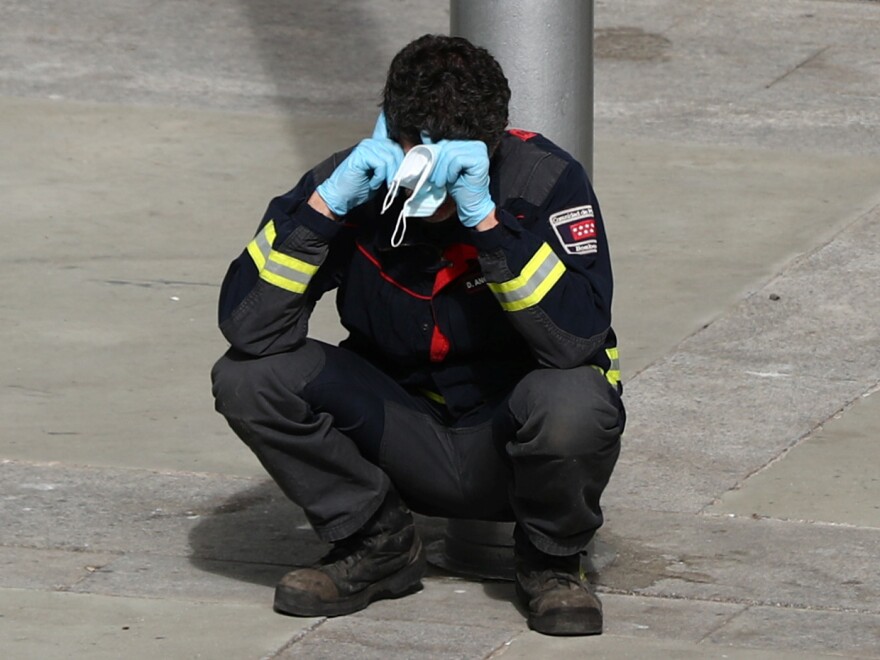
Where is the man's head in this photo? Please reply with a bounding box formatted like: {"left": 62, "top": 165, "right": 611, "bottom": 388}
{"left": 382, "top": 34, "right": 511, "bottom": 153}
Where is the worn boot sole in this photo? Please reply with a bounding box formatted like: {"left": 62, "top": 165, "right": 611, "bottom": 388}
{"left": 516, "top": 581, "right": 603, "bottom": 636}
{"left": 273, "top": 538, "right": 426, "bottom": 618}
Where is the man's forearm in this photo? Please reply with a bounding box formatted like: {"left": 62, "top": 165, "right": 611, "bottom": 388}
{"left": 308, "top": 191, "right": 339, "bottom": 221}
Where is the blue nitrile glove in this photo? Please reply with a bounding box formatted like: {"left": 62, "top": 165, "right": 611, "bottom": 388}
{"left": 429, "top": 140, "right": 495, "bottom": 227}
{"left": 316, "top": 114, "right": 404, "bottom": 217}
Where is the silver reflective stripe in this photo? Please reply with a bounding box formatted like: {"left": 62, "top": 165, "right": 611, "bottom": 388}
{"left": 605, "top": 347, "right": 620, "bottom": 386}
{"left": 253, "top": 230, "right": 271, "bottom": 260}
{"left": 259, "top": 252, "right": 314, "bottom": 294}
{"left": 488, "top": 243, "right": 565, "bottom": 312}
{"left": 498, "top": 250, "right": 559, "bottom": 305}
{"left": 246, "top": 220, "right": 276, "bottom": 270}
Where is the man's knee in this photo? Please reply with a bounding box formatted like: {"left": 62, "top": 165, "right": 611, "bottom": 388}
{"left": 211, "top": 351, "right": 258, "bottom": 420}
{"left": 211, "top": 342, "right": 324, "bottom": 422}
{"left": 508, "top": 367, "right": 622, "bottom": 458}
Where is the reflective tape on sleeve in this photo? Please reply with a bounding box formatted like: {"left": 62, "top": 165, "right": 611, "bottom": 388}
{"left": 246, "top": 220, "right": 277, "bottom": 271}
{"left": 259, "top": 250, "right": 319, "bottom": 294}
{"left": 245, "top": 220, "right": 317, "bottom": 294}
{"left": 488, "top": 243, "right": 565, "bottom": 312}
{"left": 591, "top": 347, "right": 621, "bottom": 387}
{"left": 420, "top": 389, "right": 446, "bottom": 405}
{"left": 604, "top": 347, "right": 621, "bottom": 386}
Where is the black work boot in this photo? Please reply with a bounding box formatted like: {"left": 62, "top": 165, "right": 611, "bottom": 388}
{"left": 274, "top": 491, "right": 426, "bottom": 617}
{"left": 514, "top": 528, "right": 603, "bottom": 636}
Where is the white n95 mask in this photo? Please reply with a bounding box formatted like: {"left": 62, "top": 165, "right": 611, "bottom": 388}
{"left": 382, "top": 144, "right": 447, "bottom": 248}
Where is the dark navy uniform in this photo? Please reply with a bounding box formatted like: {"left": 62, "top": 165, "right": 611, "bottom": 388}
{"left": 212, "top": 130, "right": 624, "bottom": 556}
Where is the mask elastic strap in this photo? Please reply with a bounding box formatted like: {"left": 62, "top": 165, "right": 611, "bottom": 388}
{"left": 382, "top": 146, "right": 431, "bottom": 214}
{"left": 390, "top": 208, "right": 407, "bottom": 248}
{"left": 389, "top": 162, "right": 434, "bottom": 248}
{"left": 382, "top": 178, "right": 401, "bottom": 215}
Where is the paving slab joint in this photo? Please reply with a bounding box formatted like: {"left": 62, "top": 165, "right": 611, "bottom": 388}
{"left": 263, "top": 616, "right": 327, "bottom": 659}
{"left": 483, "top": 630, "right": 521, "bottom": 659}
{"left": 695, "top": 604, "right": 751, "bottom": 644}
{"left": 596, "top": 587, "right": 880, "bottom": 616}
{"left": 698, "top": 376, "right": 880, "bottom": 515}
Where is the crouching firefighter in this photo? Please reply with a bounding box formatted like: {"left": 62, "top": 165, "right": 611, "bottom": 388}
{"left": 211, "top": 34, "right": 624, "bottom": 637}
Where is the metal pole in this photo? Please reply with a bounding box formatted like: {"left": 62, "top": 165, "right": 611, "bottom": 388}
{"left": 450, "top": 0, "right": 594, "bottom": 178}
{"left": 428, "top": 1, "right": 595, "bottom": 580}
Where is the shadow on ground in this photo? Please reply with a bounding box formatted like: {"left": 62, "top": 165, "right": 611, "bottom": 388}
{"left": 184, "top": 478, "right": 621, "bottom": 624}
{"left": 186, "top": 480, "right": 462, "bottom": 586}
{"left": 187, "top": 480, "right": 328, "bottom": 586}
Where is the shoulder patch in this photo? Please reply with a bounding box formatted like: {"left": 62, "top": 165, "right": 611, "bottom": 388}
{"left": 549, "top": 205, "right": 598, "bottom": 255}
{"left": 508, "top": 128, "right": 538, "bottom": 141}
{"left": 494, "top": 134, "right": 569, "bottom": 208}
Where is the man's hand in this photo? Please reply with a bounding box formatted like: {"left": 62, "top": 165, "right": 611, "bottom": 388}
{"left": 315, "top": 115, "right": 404, "bottom": 218}
{"left": 429, "top": 140, "right": 496, "bottom": 228}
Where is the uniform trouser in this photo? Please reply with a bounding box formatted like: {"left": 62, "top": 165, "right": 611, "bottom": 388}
{"left": 211, "top": 339, "right": 623, "bottom": 556}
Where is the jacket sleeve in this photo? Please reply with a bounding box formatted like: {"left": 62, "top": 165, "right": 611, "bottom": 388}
{"left": 217, "top": 162, "right": 349, "bottom": 356}
{"left": 471, "top": 160, "right": 615, "bottom": 369}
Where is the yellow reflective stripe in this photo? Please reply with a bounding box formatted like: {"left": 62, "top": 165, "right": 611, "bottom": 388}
{"left": 592, "top": 347, "right": 622, "bottom": 387}
{"left": 247, "top": 241, "right": 265, "bottom": 270}
{"left": 420, "top": 389, "right": 446, "bottom": 405}
{"left": 605, "top": 347, "right": 621, "bottom": 386}
{"left": 488, "top": 243, "right": 565, "bottom": 312}
{"left": 489, "top": 243, "right": 554, "bottom": 295}
{"left": 267, "top": 250, "right": 319, "bottom": 276}
{"left": 259, "top": 250, "right": 319, "bottom": 294}
{"left": 499, "top": 260, "right": 565, "bottom": 312}
{"left": 245, "top": 220, "right": 317, "bottom": 294}
{"left": 246, "top": 220, "right": 277, "bottom": 271}
{"left": 259, "top": 269, "right": 307, "bottom": 294}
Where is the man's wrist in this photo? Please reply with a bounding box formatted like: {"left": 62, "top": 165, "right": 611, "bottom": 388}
{"left": 472, "top": 208, "right": 498, "bottom": 232}
{"left": 308, "top": 191, "right": 340, "bottom": 221}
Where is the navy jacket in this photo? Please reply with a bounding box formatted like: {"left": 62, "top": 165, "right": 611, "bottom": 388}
{"left": 218, "top": 130, "right": 622, "bottom": 419}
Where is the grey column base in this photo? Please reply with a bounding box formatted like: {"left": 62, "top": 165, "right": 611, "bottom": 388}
{"left": 425, "top": 519, "right": 615, "bottom": 581}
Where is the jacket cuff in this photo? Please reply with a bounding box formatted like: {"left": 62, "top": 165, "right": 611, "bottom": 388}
{"left": 297, "top": 202, "right": 345, "bottom": 241}
{"left": 469, "top": 209, "right": 523, "bottom": 252}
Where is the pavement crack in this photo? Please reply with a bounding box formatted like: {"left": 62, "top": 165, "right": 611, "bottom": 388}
{"left": 98, "top": 278, "right": 218, "bottom": 288}
{"left": 263, "top": 617, "right": 327, "bottom": 659}
{"left": 596, "top": 588, "right": 880, "bottom": 615}
{"left": 698, "top": 380, "right": 879, "bottom": 513}
{"left": 696, "top": 604, "right": 751, "bottom": 643}
{"left": 5, "top": 384, "right": 55, "bottom": 398}
{"left": 483, "top": 631, "right": 521, "bottom": 659}
{"left": 765, "top": 45, "right": 831, "bottom": 89}
{"left": 61, "top": 558, "right": 118, "bottom": 590}
{"left": 697, "top": 510, "right": 880, "bottom": 531}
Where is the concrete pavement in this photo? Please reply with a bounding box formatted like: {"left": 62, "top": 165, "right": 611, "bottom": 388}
{"left": 2, "top": 1, "right": 880, "bottom": 657}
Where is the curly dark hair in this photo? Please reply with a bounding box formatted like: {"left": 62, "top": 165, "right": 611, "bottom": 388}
{"left": 382, "top": 34, "right": 511, "bottom": 151}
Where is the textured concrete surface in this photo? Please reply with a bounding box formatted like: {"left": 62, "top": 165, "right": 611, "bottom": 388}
{"left": 497, "top": 634, "right": 852, "bottom": 660}
{"left": 712, "top": 387, "right": 880, "bottom": 526}
{"left": 0, "top": 589, "right": 309, "bottom": 660}
{"left": 594, "top": 0, "right": 880, "bottom": 156}
{"left": 2, "top": 0, "right": 880, "bottom": 658}
{"left": 608, "top": 202, "right": 880, "bottom": 512}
